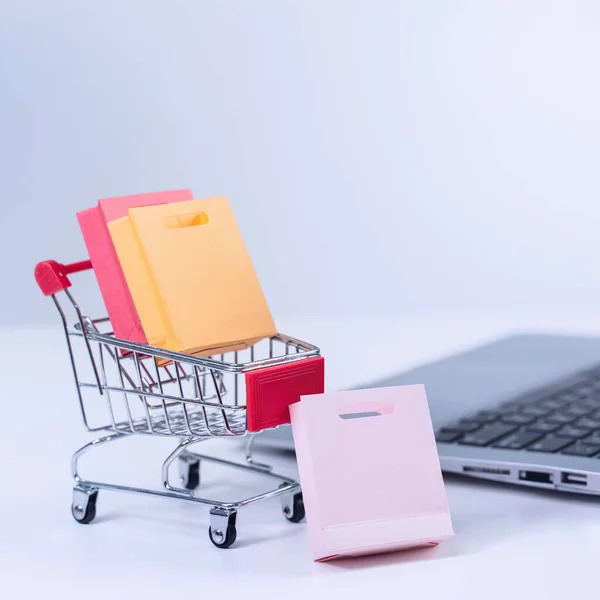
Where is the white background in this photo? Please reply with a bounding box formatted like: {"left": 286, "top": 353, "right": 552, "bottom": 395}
{"left": 3, "top": 0, "right": 600, "bottom": 325}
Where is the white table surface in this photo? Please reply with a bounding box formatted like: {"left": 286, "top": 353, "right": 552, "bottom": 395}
{"left": 2, "top": 313, "right": 600, "bottom": 599}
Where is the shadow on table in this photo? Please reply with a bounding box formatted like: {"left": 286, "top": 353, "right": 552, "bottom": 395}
{"left": 322, "top": 472, "right": 600, "bottom": 571}
{"left": 83, "top": 470, "right": 600, "bottom": 575}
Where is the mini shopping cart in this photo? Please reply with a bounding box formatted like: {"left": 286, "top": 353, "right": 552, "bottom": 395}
{"left": 35, "top": 259, "right": 324, "bottom": 548}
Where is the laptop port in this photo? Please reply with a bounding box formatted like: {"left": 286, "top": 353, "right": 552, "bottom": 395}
{"left": 519, "top": 470, "right": 553, "bottom": 484}
{"left": 463, "top": 466, "right": 510, "bottom": 476}
{"left": 561, "top": 472, "right": 587, "bottom": 486}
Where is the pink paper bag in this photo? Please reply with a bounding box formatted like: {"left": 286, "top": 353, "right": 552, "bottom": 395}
{"left": 77, "top": 189, "right": 193, "bottom": 343}
{"left": 290, "top": 384, "right": 454, "bottom": 561}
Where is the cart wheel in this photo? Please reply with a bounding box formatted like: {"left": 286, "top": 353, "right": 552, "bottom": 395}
{"left": 281, "top": 489, "right": 305, "bottom": 523}
{"left": 71, "top": 489, "right": 98, "bottom": 525}
{"left": 208, "top": 509, "right": 237, "bottom": 549}
{"left": 180, "top": 459, "right": 200, "bottom": 490}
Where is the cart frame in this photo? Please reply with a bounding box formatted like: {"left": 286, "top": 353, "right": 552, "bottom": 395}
{"left": 35, "top": 259, "right": 321, "bottom": 547}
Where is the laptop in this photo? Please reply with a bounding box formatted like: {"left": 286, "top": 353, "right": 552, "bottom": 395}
{"left": 258, "top": 333, "right": 600, "bottom": 495}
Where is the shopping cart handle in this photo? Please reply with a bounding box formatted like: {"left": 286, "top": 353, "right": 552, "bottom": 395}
{"left": 35, "top": 259, "right": 92, "bottom": 296}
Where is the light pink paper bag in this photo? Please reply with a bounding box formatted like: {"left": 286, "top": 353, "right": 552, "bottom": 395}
{"left": 290, "top": 384, "right": 454, "bottom": 561}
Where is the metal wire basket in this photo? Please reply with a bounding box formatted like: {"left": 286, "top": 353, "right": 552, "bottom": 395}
{"left": 35, "top": 259, "right": 324, "bottom": 547}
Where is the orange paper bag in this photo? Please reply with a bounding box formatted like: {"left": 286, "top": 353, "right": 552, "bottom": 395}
{"left": 109, "top": 197, "right": 276, "bottom": 356}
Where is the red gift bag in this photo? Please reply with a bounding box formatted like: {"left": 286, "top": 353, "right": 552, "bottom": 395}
{"left": 77, "top": 189, "right": 193, "bottom": 343}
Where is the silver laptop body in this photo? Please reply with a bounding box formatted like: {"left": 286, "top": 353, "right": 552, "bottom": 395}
{"left": 258, "top": 334, "right": 600, "bottom": 496}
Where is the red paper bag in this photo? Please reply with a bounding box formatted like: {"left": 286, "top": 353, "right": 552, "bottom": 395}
{"left": 77, "top": 189, "right": 193, "bottom": 343}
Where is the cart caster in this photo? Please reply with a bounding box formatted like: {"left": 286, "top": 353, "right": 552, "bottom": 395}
{"left": 280, "top": 486, "right": 305, "bottom": 523}
{"left": 209, "top": 508, "right": 237, "bottom": 549}
{"left": 71, "top": 487, "right": 98, "bottom": 524}
{"left": 179, "top": 458, "right": 200, "bottom": 490}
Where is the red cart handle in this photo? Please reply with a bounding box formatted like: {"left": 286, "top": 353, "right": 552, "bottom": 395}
{"left": 35, "top": 259, "right": 92, "bottom": 296}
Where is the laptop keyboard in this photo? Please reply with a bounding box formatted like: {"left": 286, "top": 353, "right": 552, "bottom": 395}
{"left": 435, "top": 368, "right": 600, "bottom": 457}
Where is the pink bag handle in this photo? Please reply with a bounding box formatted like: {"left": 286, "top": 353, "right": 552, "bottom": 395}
{"left": 34, "top": 259, "right": 92, "bottom": 296}
{"left": 337, "top": 400, "right": 395, "bottom": 419}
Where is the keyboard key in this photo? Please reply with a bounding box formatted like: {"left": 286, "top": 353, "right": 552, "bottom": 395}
{"left": 521, "top": 405, "right": 552, "bottom": 417}
{"left": 493, "top": 431, "right": 543, "bottom": 450}
{"left": 557, "top": 392, "right": 580, "bottom": 403}
{"left": 500, "top": 413, "right": 536, "bottom": 425}
{"left": 538, "top": 398, "right": 565, "bottom": 410}
{"left": 459, "top": 423, "right": 517, "bottom": 447}
{"left": 577, "top": 398, "right": 600, "bottom": 411}
{"left": 575, "top": 385, "right": 595, "bottom": 397}
{"left": 528, "top": 436, "right": 572, "bottom": 453}
{"left": 581, "top": 431, "right": 600, "bottom": 446}
{"left": 574, "top": 417, "right": 600, "bottom": 430}
{"left": 500, "top": 400, "right": 525, "bottom": 410}
{"left": 506, "top": 394, "right": 540, "bottom": 407}
{"left": 564, "top": 405, "right": 592, "bottom": 418}
{"left": 546, "top": 412, "right": 578, "bottom": 425}
{"left": 561, "top": 442, "right": 600, "bottom": 457}
{"left": 556, "top": 425, "right": 591, "bottom": 438}
{"left": 435, "top": 429, "right": 462, "bottom": 443}
{"left": 527, "top": 420, "right": 561, "bottom": 433}
{"left": 470, "top": 411, "right": 500, "bottom": 423}
{"left": 443, "top": 420, "right": 481, "bottom": 433}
